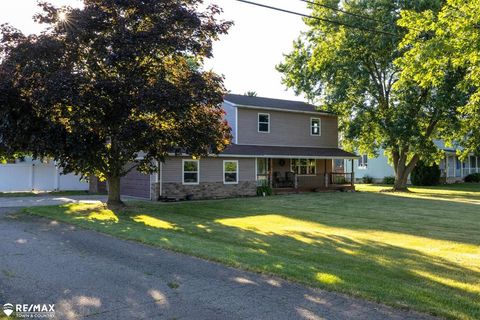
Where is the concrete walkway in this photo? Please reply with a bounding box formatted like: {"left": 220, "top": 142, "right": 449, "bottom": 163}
{"left": 0, "top": 207, "right": 436, "bottom": 320}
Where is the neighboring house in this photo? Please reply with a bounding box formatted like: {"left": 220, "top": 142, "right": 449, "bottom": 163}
{"left": 347, "top": 152, "right": 395, "bottom": 183}
{"left": 0, "top": 157, "right": 88, "bottom": 192}
{"left": 436, "top": 140, "right": 480, "bottom": 183}
{"left": 347, "top": 140, "right": 480, "bottom": 183}
{"left": 113, "top": 94, "right": 358, "bottom": 200}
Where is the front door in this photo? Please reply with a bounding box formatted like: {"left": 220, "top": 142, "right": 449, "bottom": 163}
{"left": 256, "top": 158, "right": 270, "bottom": 185}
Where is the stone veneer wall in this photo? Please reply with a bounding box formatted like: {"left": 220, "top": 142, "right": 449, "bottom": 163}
{"left": 162, "top": 181, "right": 257, "bottom": 200}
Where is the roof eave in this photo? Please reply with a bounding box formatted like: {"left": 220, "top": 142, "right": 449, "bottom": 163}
{"left": 223, "top": 100, "right": 336, "bottom": 117}
{"left": 218, "top": 154, "right": 359, "bottom": 159}
{"left": 167, "top": 151, "right": 358, "bottom": 159}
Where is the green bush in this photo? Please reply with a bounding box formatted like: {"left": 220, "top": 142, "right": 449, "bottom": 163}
{"left": 362, "top": 175, "right": 374, "bottom": 183}
{"left": 464, "top": 173, "right": 480, "bottom": 183}
{"left": 256, "top": 181, "right": 273, "bottom": 196}
{"left": 383, "top": 176, "right": 395, "bottom": 184}
{"left": 411, "top": 161, "right": 441, "bottom": 186}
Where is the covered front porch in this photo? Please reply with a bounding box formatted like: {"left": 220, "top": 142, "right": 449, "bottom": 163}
{"left": 442, "top": 152, "right": 480, "bottom": 183}
{"left": 256, "top": 157, "right": 356, "bottom": 193}
{"left": 220, "top": 144, "right": 358, "bottom": 193}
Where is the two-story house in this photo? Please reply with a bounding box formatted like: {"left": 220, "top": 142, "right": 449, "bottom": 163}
{"left": 116, "top": 94, "right": 358, "bottom": 200}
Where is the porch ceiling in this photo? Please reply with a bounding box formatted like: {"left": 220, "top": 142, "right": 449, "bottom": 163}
{"left": 220, "top": 144, "right": 358, "bottom": 159}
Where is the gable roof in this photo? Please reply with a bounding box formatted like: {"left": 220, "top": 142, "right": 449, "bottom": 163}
{"left": 224, "top": 94, "right": 333, "bottom": 115}
{"left": 433, "top": 139, "right": 464, "bottom": 153}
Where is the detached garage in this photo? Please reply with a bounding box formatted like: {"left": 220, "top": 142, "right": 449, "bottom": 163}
{"left": 0, "top": 159, "right": 88, "bottom": 192}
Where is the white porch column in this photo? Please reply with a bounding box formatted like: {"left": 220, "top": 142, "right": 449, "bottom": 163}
{"left": 445, "top": 155, "right": 449, "bottom": 178}
{"left": 467, "top": 156, "right": 471, "bottom": 176}
{"left": 351, "top": 159, "right": 355, "bottom": 187}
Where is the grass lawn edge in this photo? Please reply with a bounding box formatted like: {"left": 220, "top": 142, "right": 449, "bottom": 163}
{"left": 21, "top": 204, "right": 441, "bottom": 319}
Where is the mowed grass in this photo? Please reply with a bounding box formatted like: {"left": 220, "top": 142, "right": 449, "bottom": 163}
{"left": 25, "top": 184, "right": 480, "bottom": 319}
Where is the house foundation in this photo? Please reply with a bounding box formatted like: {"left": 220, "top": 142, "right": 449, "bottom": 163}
{"left": 161, "top": 181, "right": 257, "bottom": 200}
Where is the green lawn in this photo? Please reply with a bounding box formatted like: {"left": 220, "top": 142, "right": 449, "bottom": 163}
{"left": 24, "top": 184, "right": 480, "bottom": 319}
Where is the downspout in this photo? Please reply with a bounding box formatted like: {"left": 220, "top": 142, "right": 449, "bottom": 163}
{"left": 158, "top": 160, "right": 162, "bottom": 199}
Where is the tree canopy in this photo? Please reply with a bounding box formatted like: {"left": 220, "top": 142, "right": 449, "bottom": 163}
{"left": 397, "top": 0, "right": 480, "bottom": 157}
{"left": 277, "top": 0, "right": 473, "bottom": 190}
{"left": 0, "top": 0, "right": 232, "bottom": 204}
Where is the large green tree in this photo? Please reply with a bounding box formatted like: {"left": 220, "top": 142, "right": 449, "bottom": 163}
{"left": 397, "top": 0, "right": 480, "bottom": 157}
{"left": 0, "top": 0, "right": 232, "bottom": 204}
{"left": 277, "top": 0, "right": 470, "bottom": 190}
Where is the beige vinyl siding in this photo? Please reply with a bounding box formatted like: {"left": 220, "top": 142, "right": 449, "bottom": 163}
{"left": 120, "top": 163, "right": 151, "bottom": 198}
{"left": 237, "top": 108, "right": 338, "bottom": 147}
{"left": 222, "top": 102, "right": 237, "bottom": 143}
{"left": 162, "top": 157, "right": 256, "bottom": 183}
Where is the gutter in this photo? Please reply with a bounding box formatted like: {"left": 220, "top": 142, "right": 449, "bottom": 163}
{"left": 224, "top": 100, "right": 336, "bottom": 117}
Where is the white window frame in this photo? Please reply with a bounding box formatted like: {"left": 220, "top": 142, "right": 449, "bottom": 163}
{"left": 258, "top": 113, "right": 270, "bottom": 133}
{"left": 182, "top": 159, "right": 199, "bottom": 185}
{"left": 291, "top": 158, "right": 317, "bottom": 176}
{"left": 358, "top": 155, "right": 368, "bottom": 169}
{"left": 223, "top": 160, "right": 239, "bottom": 184}
{"left": 310, "top": 117, "right": 321, "bottom": 136}
{"left": 470, "top": 155, "right": 477, "bottom": 169}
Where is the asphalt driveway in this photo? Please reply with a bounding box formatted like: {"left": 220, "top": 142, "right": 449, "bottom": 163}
{"left": 0, "top": 206, "right": 435, "bottom": 320}
{"left": 0, "top": 195, "right": 107, "bottom": 208}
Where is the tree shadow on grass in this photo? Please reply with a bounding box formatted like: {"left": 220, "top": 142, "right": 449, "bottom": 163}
{"left": 34, "top": 193, "right": 480, "bottom": 320}
{"left": 95, "top": 204, "right": 480, "bottom": 320}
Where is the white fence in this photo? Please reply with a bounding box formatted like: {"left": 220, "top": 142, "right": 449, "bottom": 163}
{"left": 0, "top": 162, "right": 88, "bottom": 192}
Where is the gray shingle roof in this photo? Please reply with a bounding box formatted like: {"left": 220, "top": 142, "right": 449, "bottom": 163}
{"left": 224, "top": 94, "right": 333, "bottom": 114}
{"left": 221, "top": 144, "right": 358, "bottom": 159}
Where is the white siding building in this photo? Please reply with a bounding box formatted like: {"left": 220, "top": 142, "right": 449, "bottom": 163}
{"left": 0, "top": 158, "right": 88, "bottom": 192}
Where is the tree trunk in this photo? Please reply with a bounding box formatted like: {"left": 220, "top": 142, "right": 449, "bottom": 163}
{"left": 107, "top": 176, "right": 124, "bottom": 206}
{"left": 392, "top": 154, "right": 420, "bottom": 191}
{"left": 393, "top": 169, "right": 410, "bottom": 191}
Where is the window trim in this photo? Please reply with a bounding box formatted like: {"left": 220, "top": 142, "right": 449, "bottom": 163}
{"left": 290, "top": 158, "right": 317, "bottom": 176}
{"left": 358, "top": 154, "right": 368, "bottom": 169}
{"left": 257, "top": 113, "right": 270, "bottom": 133}
{"left": 310, "top": 117, "right": 321, "bottom": 136}
{"left": 223, "top": 160, "right": 239, "bottom": 184}
{"left": 468, "top": 155, "right": 478, "bottom": 169}
{"left": 182, "top": 159, "right": 200, "bottom": 185}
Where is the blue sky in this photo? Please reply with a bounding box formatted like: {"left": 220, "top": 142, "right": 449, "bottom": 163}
{"left": 0, "top": 0, "right": 309, "bottom": 100}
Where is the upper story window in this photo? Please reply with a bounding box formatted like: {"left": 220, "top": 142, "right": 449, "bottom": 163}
{"left": 258, "top": 113, "right": 270, "bottom": 133}
{"left": 310, "top": 117, "right": 321, "bottom": 136}
{"left": 291, "top": 159, "right": 316, "bottom": 175}
{"left": 223, "top": 160, "right": 239, "bottom": 184}
{"left": 183, "top": 159, "right": 199, "bottom": 184}
{"left": 359, "top": 155, "right": 368, "bottom": 169}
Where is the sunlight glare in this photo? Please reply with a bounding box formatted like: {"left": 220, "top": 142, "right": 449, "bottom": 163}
{"left": 58, "top": 11, "right": 68, "bottom": 22}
